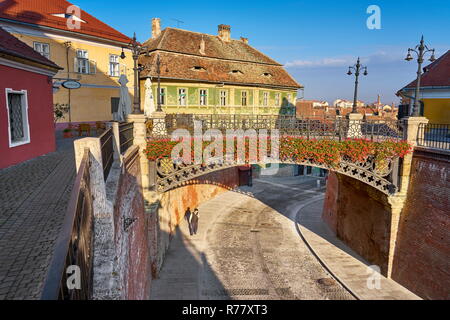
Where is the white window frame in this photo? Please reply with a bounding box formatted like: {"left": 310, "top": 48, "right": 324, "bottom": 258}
{"left": 109, "top": 54, "right": 120, "bottom": 77}
{"left": 33, "top": 41, "right": 50, "bottom": 59}
{"left": 75, "top": 50, "right": 96, "bottom": 74}
{"left": 178, "top": 88, "right": 187, "bottom": 106}
{"left": 199, "top": 89, "right": 208, "bottom": 106}
{"left": 158, "top": 87, "right": 166, "bottom": 105}
{"left": 263, "top": 92, "right": 269, "bottom": 106}
{"left": 275, "top": 93, "right": 281, "bottom": 106}
{"left": 5, "top": 88, "right": 31, "bottom": 148}
{"left": 287, "top": 94, "right": 292, "bottom": 105}
{"left": 220, "top": 90, "right": 227, "bottom": 106}
{"left": 241, "top": 91, "right": 248, "bottom": 106}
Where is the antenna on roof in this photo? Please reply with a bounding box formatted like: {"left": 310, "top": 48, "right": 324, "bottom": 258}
{"left": 171, "top": 18, "right": 185, "bottom": 28}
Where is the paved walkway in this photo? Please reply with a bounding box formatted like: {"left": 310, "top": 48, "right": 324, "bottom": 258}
{"left": 296, "top": 199, "right": 421, "bottom": 300}
{"left": 151, "top": 177, "right": 355, "bottom": 300}
{"left": 0, "top": 137, "right": 77, "bottom": 300}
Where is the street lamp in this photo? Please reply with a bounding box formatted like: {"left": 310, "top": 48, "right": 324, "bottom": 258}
{"left": 347, "top": 57, "right": 368, "bottom": 114}
{"left": 120, "top": 32, "right": 148, "bottom": 114}
{"left": 405, "top": 36, "right": 436, "bottom": 117}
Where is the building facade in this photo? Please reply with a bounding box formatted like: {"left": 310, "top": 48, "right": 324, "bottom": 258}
{"left": 397, "top": 50, "right": 450, "bottom": 124}
{"left": 0, "top": 0, "right": 135, "bottom": 127}
{"left": 0, "top": 27, "right": 61, "bottom": 168}
{"left": 139, "top": 19, "right": 302, "bottom": 115}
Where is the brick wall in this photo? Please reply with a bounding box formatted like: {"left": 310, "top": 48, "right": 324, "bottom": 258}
{"left": 322, "top": 172, "right": 391, "bottom": 274}
{"left": 152, "top": 167, "right": 240, "bottom": 276}
{"left": 113, "top": 151, "right": 150, "bottom": 300}
{"left": 391, "top": 148, "right": 450, "bottom": 300}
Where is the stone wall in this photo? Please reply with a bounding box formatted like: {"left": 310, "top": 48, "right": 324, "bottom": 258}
{"left": 322, "top": 172, "right": 392, "bottom": 274}
{"left": 391, "top": 148, "right": 450, "bottom": 300}
{"left": 149, "top": 167, "right": 240, "bottom": 276}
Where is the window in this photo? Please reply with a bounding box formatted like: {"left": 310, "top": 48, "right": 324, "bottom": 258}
{"left": 178, "top": 88, "right": 187, "bottom": 106}
{"left": 33, "top": 42, "right": 50, "bottom": 59}
{"left": 109, "top": 54, "right": 120, "bottom": 77}
{"left": 287, "top": 94, "right": 292, "bottom": 104}
{"left": 263, "top": 92, "right": 269, "bottom": 106}
{"left": 220, "top": 90, "right": 227, "bottom": 106}
{"left": 158, "top": 87, "right": 166, "bottom": 105}
{"left": 199, "top": 89, "right": 208, "bottom": 106}
{"left": 6, "top": 89, "right": 30, "bottom": 147}
{"left": 241, "top": 91, "right": 247, "bottom": 106}
{"left": 275, "top": 93, "right": 281, "bottom": 106}
{"left": 75, "top": 50, "right": 96, "bottom": 74}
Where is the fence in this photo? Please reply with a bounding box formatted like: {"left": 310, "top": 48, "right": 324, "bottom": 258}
{"left": 41, "top": 149, "right": 94, "bottom": 300}
{"left": 417, "top": 123, "right": 450, "bottom": 150}
{"left": 99, "top": 128, "right": 114, "bottom": 181}
{"left": 119, "top": 122, "right": 134, "bottom": 154}
{"left": 146, "top": 114, "right": 404, "bottom": 142}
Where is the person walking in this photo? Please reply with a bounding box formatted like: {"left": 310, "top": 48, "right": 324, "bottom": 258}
{"left": 190, "top": 208, "right": 199, "bottom": 235}
{"left": 185, "top": 207, "right": 193, "bottom": 236}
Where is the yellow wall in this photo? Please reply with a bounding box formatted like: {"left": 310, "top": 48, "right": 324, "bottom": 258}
{"left": 423, "top": 99, "right": 450, "bottom": 124}
{"left": 8, "top": 30, "right": 135, "bottom": 124}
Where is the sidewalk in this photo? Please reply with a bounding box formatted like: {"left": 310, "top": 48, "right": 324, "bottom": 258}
{"left": 0, "top": 136, "right": 77, "bottom": 300}
{"left": 296, "top": 199, "right": 421, "bottom": 300}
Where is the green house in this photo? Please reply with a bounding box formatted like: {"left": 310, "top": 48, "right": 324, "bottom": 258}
{"left": 139, "top": 19, "right": 302, "bottom": 116}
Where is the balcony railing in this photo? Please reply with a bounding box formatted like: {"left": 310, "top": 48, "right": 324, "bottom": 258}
{"left": 417, "top": 123, "right": 450, "bottom": 150}
{"left": 99, "top": 128, "right": 114, "bottom": 181}
{"left": 119, "top": 122, "right": 134, "bottom": 154}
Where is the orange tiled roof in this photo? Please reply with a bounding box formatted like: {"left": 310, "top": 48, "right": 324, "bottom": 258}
{"left": 0, "top": 26, "right": 60, "bottom": 70}
{"left": 140, "top": 28, "right": 302, "bottom": 89}
{"left": 0, "top": 0, "right": 131, "bottom": 44}
{"left": 401, "top": 50, "right": 450, "bottom": 89}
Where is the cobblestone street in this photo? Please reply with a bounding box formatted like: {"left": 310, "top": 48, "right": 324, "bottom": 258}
{"left": 150, "top": 176, "right": 355, "bottom": 300}
{"left": 0, "top": 136, "right": 76, "bottom": 300}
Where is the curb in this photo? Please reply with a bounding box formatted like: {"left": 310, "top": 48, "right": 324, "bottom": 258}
{"left": 294, "top": 197, "right": 362, "bottom": 300}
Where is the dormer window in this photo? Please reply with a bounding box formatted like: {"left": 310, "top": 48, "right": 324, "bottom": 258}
{"left": 191, "top": 66, "right": 206, "bottom": 71}
{"left": 230, "top": 70, "right": 243, "bottom": 75}
{"left": 262, "top": 72, "right": 272, "bottom": 77}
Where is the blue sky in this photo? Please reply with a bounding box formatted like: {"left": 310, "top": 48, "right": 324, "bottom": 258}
{"left": 74, "top": 0, "right": 449, "bottom": 104}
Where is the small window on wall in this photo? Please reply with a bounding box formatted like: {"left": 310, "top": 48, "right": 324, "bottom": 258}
{"left": 263, "top": 92, "right": 269, "bottom": 106}
{"left": 275, "top": 93, "right": 281, "bottom": 106}
{"left": 109, "top": 54, "right": 120, "bottom": 77}
{"left": 241, "top": 91, "right": 248, "bottom": 106}
{"left": 6, "top": 89, "right": 30, "bottom": 147}
{"left": 178, "top": 88, "right": 187, "bottom": 106}
{"left": 199, "top": 89, "right": 208, "bottom": 106}
{"left": 159, "top": 88, "right": 166, "bottom": 105}
{"left": 287, "top": 94, "right": 292, "bottom": 104}
{"left": 33, "top": 42, "right": 50, "bottom": 59}
{"left": 220, "top": 90, "right": 227, "bottom": 106}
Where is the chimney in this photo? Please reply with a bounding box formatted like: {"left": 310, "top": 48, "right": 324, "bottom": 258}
{"left": 218, "top": 24, "right": 231, "bottom": 42}
{"left": 152, "top": 18, "right": 161, "bottom": 38}
{"left": 240, "top": 37, "right": 248, "bottom": 44}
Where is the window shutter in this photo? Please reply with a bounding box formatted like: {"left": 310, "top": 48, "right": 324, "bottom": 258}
{"left": 74, "top": 57, "right": 79, "bottom": 73}
{"left": 120, "top": 64, "right": 127, "bottom": 76}
{"left": 89, "top": 60, "right": 97, "bottom": 74}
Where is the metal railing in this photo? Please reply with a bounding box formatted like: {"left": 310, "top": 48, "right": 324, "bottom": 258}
{"left": 119, "top": 122, "right": 134, "bottom": 154}
{"left": 41, "top": 149, "right": 94, "bottom": 300}
{"left": 417, "top": 123, "right": 450, "bottom": 150}
{"left": 99, "top": 128, "right": 114, "bottom": 181}
{"left": 146, "top": 114, "right": 404, "bottom": 142}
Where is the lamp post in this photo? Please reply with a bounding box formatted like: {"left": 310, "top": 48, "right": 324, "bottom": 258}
{"left": 405, "top": 36, "right": 436, "bottom": 117}
{"left": 347, "top": 57, "right": 368, "bottom": 114}
{"left": 120, "top": 32, "right": 148, "bottom": 114}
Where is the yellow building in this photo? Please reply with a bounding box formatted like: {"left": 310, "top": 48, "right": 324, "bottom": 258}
{"left": 0, "top": 0, "right": 135, "bottom": 127}
{"left": 139, "top": 19, "right": 302, "bottom": 115}
{"left": 398, "top": 50, "right": 450, "bottom": 124}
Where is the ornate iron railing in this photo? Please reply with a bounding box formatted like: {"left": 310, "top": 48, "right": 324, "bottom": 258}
{"left": 119, "top": 122, "right": 134, "bottom": 154}
{"left": 146, "top": 114, "right": 403, "bottom": 142}
{"left": 417, "top": 123, "right": 450, "bottom": 150}
{"left": 41, "top": 149, "right": 94, "bottom": 300}
{"left": 99, "top": 128, "right": 114, "bottom": 181}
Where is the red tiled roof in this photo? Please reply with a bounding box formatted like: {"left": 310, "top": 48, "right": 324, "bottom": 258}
{"left": 0, "top": 26, "right": 60, "bottom": 70}
{"left": 402, "top": 50, "right": 450, "bottom": 89}
{"left": 0, "top": 0, "right": 131, "bottom": 44}
{"left": 140, "top": 28, "right": 302, "bottom": 89}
